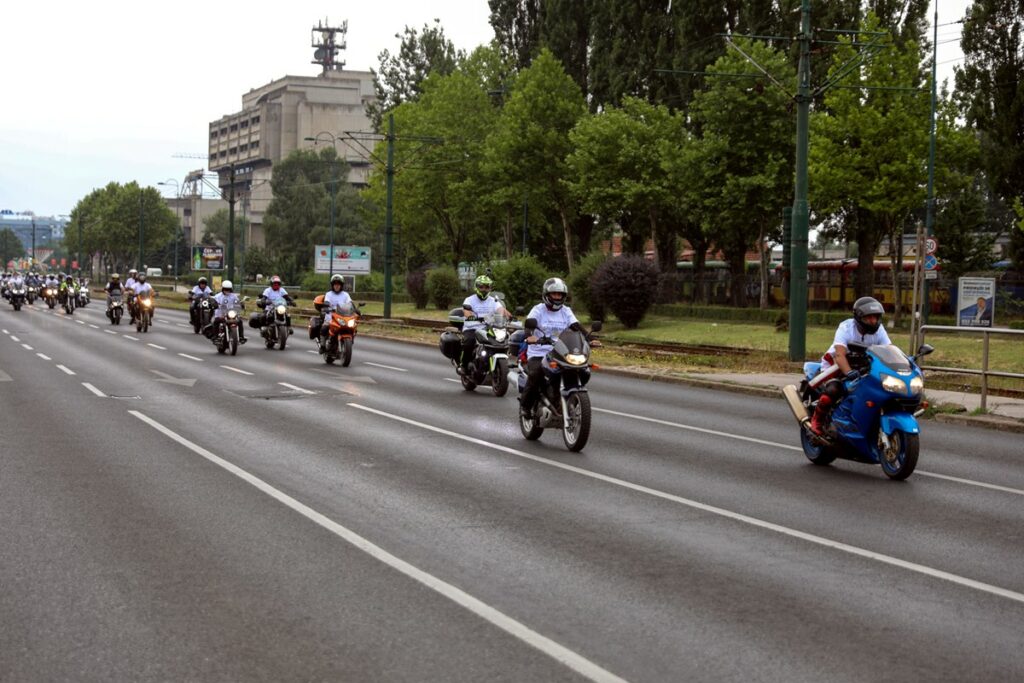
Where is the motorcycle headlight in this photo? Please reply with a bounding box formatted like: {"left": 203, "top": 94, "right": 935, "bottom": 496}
{"left": 142, "top": 299, "right": 151, "bottom": 308}
{"left": 493, "top": 329, "right": 507, "bottom": 341}
{"left": 227, "top": 309, "right": 238, "bottom": 319}
{"left": 346, "top": 319, "right": 356, "bottom": 328}
{"left": 276, "top": 304, "right": 287, "bottom": 315}
{"left": 881, "top": 373, "right": 907, "bottom": 395}
{"left": 909, "top": 376, "right": 924, "bottom": 396}
{"left": 565, "top": 353, "right": 587, "bottom": 366}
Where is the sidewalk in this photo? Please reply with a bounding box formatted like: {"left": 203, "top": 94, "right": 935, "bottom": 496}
{"left": 685, "top": 372, "right": 1024, "bottom": 421}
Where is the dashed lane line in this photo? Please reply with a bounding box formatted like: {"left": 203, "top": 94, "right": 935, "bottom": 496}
{"left": 82, "top": 383, "right": 106, "bottom": 397}
{"left": 123, "top": 335, "right": 140, "bottom": 341}
{"left": 10, "top": 335, "right": 20, "bottom": 342}
{"left": 21, "top": 344, "right": 33, "bottom": 351}
{"left": 147, "top": 343, "right": 167, "bottom": 350}
{"left": 104, "top": 330, "right": 117, "bottom": 335}
{"left": 221, "top": 365, "right": 254, "bottom": 376}
{"left": 178, "top": 353, "right": 204, "bottom": 362}
{"left": 278, "top": 382, "right": 315, "bottom": 395}
{"left": 36, "top": 353, "right": 51, "bottom": 361}
{"left": 364, "top": 361, "right": 408, "bottom": 372}
{"left": 88, "top": 324, "right": 99, "bottom": 329}
{"left": 55, "top": 365, "right": 76, "bottom": 376}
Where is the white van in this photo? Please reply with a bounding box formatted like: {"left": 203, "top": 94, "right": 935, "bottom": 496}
{"left": 145, "top": 267, "right": 163, "bottom": 277}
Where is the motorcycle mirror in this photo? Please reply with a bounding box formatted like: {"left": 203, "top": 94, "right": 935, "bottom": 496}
{"left": 917, "top": 343, "right": 934, "bottom": 357}
{"left": 591, "top": 320, "right": 603, "bottom": 332}
{"left": 358, "top": 302, "right": 366, "bottom": 307}
{"left": 514, "top": 306, "right": 525, "bottom": 316}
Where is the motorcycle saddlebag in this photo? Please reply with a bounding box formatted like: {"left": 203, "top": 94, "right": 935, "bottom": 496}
{"left": 447, "top": 308, "right": 465, "bottom": 331}
{"left": 248, "top": 312, "right": 264, "bottom": 329}
{"left": 439, "top": 330, "right": 462, "bottom": 360}
{"left": 308, "top": 316, "right": 320, "bottom": 340}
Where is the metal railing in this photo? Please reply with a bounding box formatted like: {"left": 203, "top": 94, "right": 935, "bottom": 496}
{"left": 918, "top": 325, "right": 1024, "bottom": 411}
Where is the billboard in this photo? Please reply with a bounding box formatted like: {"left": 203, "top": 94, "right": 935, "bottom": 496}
{"left": 314, "top": 245, "right": 371, "bottom": 275}
{"left": 957, "top": 277, "right": 995, "bottom": 328}
{"left": 192, "top": 245, "right": 224, "bottom": 271}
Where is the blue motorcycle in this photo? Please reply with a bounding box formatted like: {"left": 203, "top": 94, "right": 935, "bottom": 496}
{"left": 782, "top": 341, "right": 934, "bottom": 480}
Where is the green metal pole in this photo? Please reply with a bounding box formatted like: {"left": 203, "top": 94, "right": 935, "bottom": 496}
{"left": 138, "top": 190, "right": 144, "bottom": 272}
{"left": 922, "top": 2, "right": 939, "bottom": 323}
{"left": 383, "top": 113, "right": 395, "bottom": 319}
{"left": 227, "top": 166, "right": 235, "bottom": 284}
{"left": 788, "top": 0, "right": 812, "bottom": 362}
{"left": 77, "top": 213, "right": 83, "bottom": 276}
{"left": 329, "top": 174, "right": 336, "bottom": 279}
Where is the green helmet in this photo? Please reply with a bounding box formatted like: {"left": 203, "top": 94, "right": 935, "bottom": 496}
{"left": 474, "top": 274, "right": 493, "bottom": 299}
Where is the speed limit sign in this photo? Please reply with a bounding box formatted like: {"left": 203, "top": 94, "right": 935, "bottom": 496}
{"left": 925, "top": 237, "right": 938, "bottom": 255}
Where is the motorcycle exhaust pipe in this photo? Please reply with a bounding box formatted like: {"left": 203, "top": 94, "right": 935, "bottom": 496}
{"left": 782, "top": 384, "right": 810, "bottom": 426}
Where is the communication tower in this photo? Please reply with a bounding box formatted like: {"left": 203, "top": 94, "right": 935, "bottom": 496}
{"left": 311, "top": 18, "right": 347, "bottom": 74}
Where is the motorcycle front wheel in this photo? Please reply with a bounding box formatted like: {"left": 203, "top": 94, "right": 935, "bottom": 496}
{"left": 880, "top": 430, "right": 919, "bottom": 480}
{"left": 229, "top": 328, "right": 239, "bottom": 356}
{"left": 519, "top": 407, "right": 543, "bottom": 440}
{"left": 278, "top": 325, "right": 288, "bottom": 350}
{"left": 562, "top": 392, "right": 591, "bottom": 452}
{"left": 341, "top": 338, "right": 353, "bottom": 367}
{"left": 492, "top": 359, "right": 509, "bottom": 397}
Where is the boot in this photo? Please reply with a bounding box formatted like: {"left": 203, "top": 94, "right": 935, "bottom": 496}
{"left": 809, "top": 395, "right": 832, "bottom": 435}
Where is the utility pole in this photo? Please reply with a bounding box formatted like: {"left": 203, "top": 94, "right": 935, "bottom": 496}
{"left": 138, "top": 189, "right": 145, "bottom": 272}
{"left": 329, "top": 170, "right": 337, "bottom": 278}
{"left": 227, "top": 165, "right": 236, "bottom": 284}
{"left": 77, "top": 213, "right": 83, "bottom": 277}
{"left": 922, "top": 1, "right": 939, "bottom": 324}
{"left": 383, "top": 113, "right": 395, "bottom": 318}
{"left": 787, "top": 0, "right": 812, "bottom": 362}
{"left": 31, "top": 218, "right": 36, "bottom": 266}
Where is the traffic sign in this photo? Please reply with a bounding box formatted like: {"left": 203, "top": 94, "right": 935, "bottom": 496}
{"left": 925, "top": 271, "right": 937, "bottom": 280}
{"left": 925, "top": 237, "right": 938, "bottom": 255}
{"left": 924, "top": 254, "right": 938, "bottom": 271}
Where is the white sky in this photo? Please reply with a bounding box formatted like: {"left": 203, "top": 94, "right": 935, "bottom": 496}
{"left": 0, "top": 0, "right": 972, "bottom": 217}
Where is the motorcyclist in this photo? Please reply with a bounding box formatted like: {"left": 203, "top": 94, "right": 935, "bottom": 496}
{"left": 58, "top": 274, "right": 75, "bottom": 304}
{"left": 188, "top": 276, "right": 214, "bottom": 325}
{"left": 317, "top": 274, "right": 355, "bottom": 349}
{"left": 104, "top": 273, "right": 123, "bottom": 298}
{"left": 133, "top": 273, "right": 155, "bottom": 318}
{"left": 809, "top": 296, "right": 892, "bottom": 435}
{"left": 258, "top": 275, "right": 295, "bottom": 323}
{"left": 44, "top": 272, "right": 59, "bottom": 290}
{"left": 124, "top": 269, "right": 139, "bottom": 322}
{"left": 210, "top": 280, "right": 247, "bottom": 343}
{"left": 458, "top": 274, "right": 511, "bottom": 376}
{"left": 519, "top": 278, "right": 597, "bottom": 418}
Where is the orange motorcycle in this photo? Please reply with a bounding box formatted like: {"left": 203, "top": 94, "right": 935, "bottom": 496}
{"left": 313, "top": 296, "right": 362, "bottom": 366}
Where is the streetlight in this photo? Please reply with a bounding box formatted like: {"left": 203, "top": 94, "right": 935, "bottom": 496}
{"left": 159, "top": 179, "right": 182, "bottom": 291}
{"left": 305, "top": 132, "right": 342, "bottom": 279}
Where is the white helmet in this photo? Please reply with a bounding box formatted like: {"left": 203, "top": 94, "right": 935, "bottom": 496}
{"left": 221, "top": 280, "right": 233, "bottom": 291}
{"left": 542, "top": 277, "right": 569, "bottom": 310}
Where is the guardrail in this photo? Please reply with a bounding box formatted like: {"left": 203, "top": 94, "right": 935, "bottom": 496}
{"left": 919, "top": 324, "right": 1024, "bottom": 410}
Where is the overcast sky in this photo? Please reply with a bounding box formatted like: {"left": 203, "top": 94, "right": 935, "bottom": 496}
{"left": 1, "top": 1, "right": 971, "bottom": 217}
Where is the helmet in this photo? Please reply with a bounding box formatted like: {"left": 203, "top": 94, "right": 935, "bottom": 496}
{"left": 330, "top": 274, "right": 344, "bottom": 290}
{"left": 111, "top": 273, "right": 120, "bottom": 281}
{"left": 128, "top": 268, "right": 137, "bottom": 276}
{"left": 198, "top": 277, "right": 208, "bottom": 286}
{"left": 270, "top": 275, "right": 282, "bottom": 289}
{"left": 853, "top": 296, "right": 884, "bottom": 335}
{"left": 137, "top": 273, "right": 147, "bottom": 283}
{"left": 542, "top": 277, "right": 569, "bottom": 310}
{"left": 222, "top": 280, "right": 233, "bottom": 291}
{"left": 474, "top": 274, "right": 493, "bottom": 299}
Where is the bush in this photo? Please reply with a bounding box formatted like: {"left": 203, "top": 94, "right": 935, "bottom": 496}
{"left": 357, "top": 271, "right": 385, "bottom": 292}
{"left": 655, "top": 272, "right": 685, "bottom": 305}
{"left": 300, "top": 272, "right": 331, "bottom": 293}
{"left": 591, "top": 256, "right": 659, "bottom": 329}
{"left": 405, "top": 269, "right": 429, "bottom": 309}
{"left": 566, "top": 251, "right": 610, "bottom": 320}
{"left": 426, "top": 267, "right": 461, "bottom": 309}
{"left": 491, "top": 255, "right": 549, "bottom": 314}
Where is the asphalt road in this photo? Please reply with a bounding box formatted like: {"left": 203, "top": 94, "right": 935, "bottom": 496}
{"left": 1, "top": 300, "right": 1022, "bottom": 682}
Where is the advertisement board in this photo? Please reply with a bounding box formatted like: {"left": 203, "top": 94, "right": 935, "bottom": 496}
{"left": 314, "top": 245, "right": 371, "bottom": 275}
{"left": 957, "top": 277, "right": 995, "bottom": 328}
{"left": 192, "top": 245, "right": 224, "bottom": 271}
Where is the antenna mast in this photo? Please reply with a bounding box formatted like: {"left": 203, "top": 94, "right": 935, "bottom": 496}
{"left": 311, "top": 18, "right": 348, "bottom": 74}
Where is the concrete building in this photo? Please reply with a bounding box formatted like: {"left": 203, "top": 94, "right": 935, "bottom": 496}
{"left": 0, "top": 210, "right": 67, "bottom": 259}
{"left": 207, "top": 69, "right": 377, "bottom": 248}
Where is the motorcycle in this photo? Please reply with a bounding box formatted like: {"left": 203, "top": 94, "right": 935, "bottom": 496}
{"left": 107, "top": 292, "right": 124, "bottom": 325}
{"left": 135, "top": 293, "right": 155, "bottom": 332}
{"left": 43, "top": 285, "right": 57, "bottom": 309}
{"left": 62, "top": 285, "right": 76, "bottom": 315}
{"left": 26, "top": 285, "right": 38, "bottom": 305}
{"left": 76, "top": 283, "right": 90, "bottom": 308}
{"left": 8, "top": 285, "right": 27, "bottom": 311}
{"left": 256, "top": 300, "right": 293, "bottom": 350}
{"left": 211, "top": 299, "right": 246, "bottom": 356}
{"left": 782, "top": 341, "right": 935, "bottom": 480}
{"left": 319, "top": 301, "right": 361, "bottom": 366}
{"left": 190, "top": 294, "right": 213, "bottom": 334}
{"left": 440, "top": 309, "right": 517, "bottom": 396}
{"left": 514, "top": 321, "right": 603, "bottom": 452}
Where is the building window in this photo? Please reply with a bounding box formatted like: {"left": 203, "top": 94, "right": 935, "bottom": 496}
{"left": 240, "top": 120, "right": 248, "bottom": 129}
{"left": 210, "top": 130, "right": 218, "bottom": 139}
{"left": 183, "top": 208, "right": 192, "bottom": 217}
{"left": 229, "top": 147, "right": 237, "bottom": 155}
{"left": 220, "top": 127, "right": 228, "bottom": 136}
{"left": 251, "top": 116, "right": 260, "bottom": 125}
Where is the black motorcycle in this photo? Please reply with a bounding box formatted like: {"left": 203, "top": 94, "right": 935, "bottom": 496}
{"left": 107, "top": 292, "right": 124, "bottom": 325}
{"left": 515, "top": 321, "right": 602, "bottom": 452}
{"left": 8, "top": 285, "right": 27, "bottom": 311}
{"left": 190, "top": 294, "right": 213, "bottom": 334}
{"left": 254, "top": 299, "right": 293, "bottom": 350}
{"left": 211, "top": 299, "right": 246, "bottom": 356}
{"left": 440, "top": 310, "right": 517, "bottom": 396}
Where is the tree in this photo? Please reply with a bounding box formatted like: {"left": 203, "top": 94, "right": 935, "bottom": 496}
{"left": 367, "top": 20, "right": 464, "bottom": 130}
{"left": 488, "top": 0, "right": 542, "bottom": 72}
{"left": 201, "top": 209, "right": 250, "bottom": 269}
{"left": 689, "top": 39, "right": 795, "bottom": 307}
{"left": 484, "top": 49, "right": 587, "bottom": 271}
{"left": 0, "top": 228, "right": 23, "bottom": 267}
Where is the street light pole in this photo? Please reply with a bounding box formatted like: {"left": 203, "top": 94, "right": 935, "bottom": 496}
{"left": 787, "top": 0, "right": 812, "bottom": 362}
{"left": 138, "top": 188, "right": 145, "bottom": 273}
{"left": 384, "top": 113, "right": 395, "bottom": 319}
{"left": 159, "top": 179, "right": 182, "bottom": 291}
{"left": 227, "top": 165, "right": 236, "bottom": 284}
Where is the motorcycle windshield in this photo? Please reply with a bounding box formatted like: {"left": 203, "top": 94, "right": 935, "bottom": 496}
{"left": 333, "top": 302, "right": 355, "bottom": 316}
{"left": 870, "top": 344, "right": 912, "bottom": 373}
{"left": 552, "top": 329, "right": 588, "bottom": 357}
{"left": 486, "top": 313, "right": 508, "bottom": 328}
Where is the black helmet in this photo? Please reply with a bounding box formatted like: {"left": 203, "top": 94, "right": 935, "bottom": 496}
{"left": 542, "top": 277, "right": 568, "bottom": 311}
{"left": 853, "top": 296, "right": 884, "bottom": 335}
{"left": 330, "top": 274, "right": 344, "bottom": 290}
{"left": 198, "top": 277, "right": 208, "bottom": 286}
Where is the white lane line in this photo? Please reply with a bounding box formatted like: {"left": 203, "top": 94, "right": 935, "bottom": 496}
{"left": 221, "top": 365, "right": 254, "bottom": 376}
{"left": 307, "top": 350, "right": 319, "bottom": 354}
{"left": 1, "top": 329, "right": 8, "bottom": 334}
{"left": 364, "top": 361, "right": 408, "bottom": 372}
{"left": 55, "top": 365, "right": 76, "bottom": 376}
{"left": 594, "top": 407, "right": 1024, "bottom": 498}
{"left": 21, "top": 344, "right": 33, "bottom": 351}
{"left": 178, "top": 353, "right": 204, "bottom": 362}
{"left": 123, "top": 335, "right": 139, "bottom": 341}
{"left": 104, "top": 329, "right": 117, "bottom": 335}
{"left": 279, "top": 382, "right": 315, "bottom": 395}
{"left": 175, "top": 323, "right": 191, "bottom": 328}
{"left": 82, "top": 382, "right": 106, "bottom": 397}
{"left": 348, "top": 402, "right": 1024, "bottom": 607}
{"left": 76, "top": 320, "right": 85, "bottom": 325}
{"left": 128, "top": 410, "right": 624, "bottom": 683}
{"left": 88, "top": 324, "right": 99, "bottom": 329}
{"left": 147, "top": 343, "right": 167, "bottom": 350}
{"left": 10, "top": 335, "right": 20, "bottom": 342}
{"left": 36, "top": 353, "right": 51, "bottom": 361}
{"left": 444, "top": 378, "right": 460, "bottom": 383}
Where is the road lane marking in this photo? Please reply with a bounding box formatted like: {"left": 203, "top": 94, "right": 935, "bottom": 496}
{"left": 364, "top": 361, "right": 408, "bottom": 372}
{"left": 36, "top": 353, "right": 51, "bottom": 361}
{"left": 128, "top": 410, "right": 625, "bottom": 683}
{"left": 278, "top": 382, "right": 315, "bottom": 395}
{"left": 82, "top": 382, "right": 106, "bottom": 397}
{"left": 10, "top": 335, "right": 20, "bottom": 342}
{"left": 21, "top": 344, "right": 33, "bottom": 351}
{"left": 178, "top": 353, "right": 204, "bottom": 362}
{"left": 176, "top": 323, "right": 190, "bottom": 328}
{"left": 56, "top": 365, "right": 76, "bottom": 376}
{"left": 76, "top": 320, "right": 85, "bottom": 325}
{"left": 348, "top": 402, "right": 1024, "bottom": 607}
{"left": 221, "top": 365, "right": 254, "bottom": 376}
{"left": 307, "top": 350, "right": 319, "bottom": 354}
{"left": 89, "top": 324, "right": 99, "bottom": 329}
{"left": 104, "top": 329, "right": 117, "bottom": 335}
{"left": 147, "top": 343, "right": 167, "bottom": 350}
{"left": 123, "top": 335, "right": 139, "bottom": 341}
{"left": 593, "top": 407, "right": 1024, "bottom": 498}
{"left": 444, "top": 378, "right": 460, "bottom": 383}
{"left": 1, "top": 329, "right": 8, "bottom": 334}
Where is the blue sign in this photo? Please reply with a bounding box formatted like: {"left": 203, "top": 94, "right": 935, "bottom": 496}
{"left": 923, "top": 254, "right": 938, "bottom": 271}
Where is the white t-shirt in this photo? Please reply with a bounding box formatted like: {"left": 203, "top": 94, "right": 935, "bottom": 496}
{"left": 323, "top": 290, "right": 352, "bottom": 311}
{"left": 213, "top": 292, "right": 242, "bottom": 319}
{"left": 124, "top": 277, "right": 137, "bottom": 292}
{"left": 822, "top": 318, "right": 892, "bottom": 370}
{"left": 262, "top": 286, "right": 289, "bottom": 304}
{"left": 462, "top": 294, "right": 499, "bottom": 332}
{"left": 134, "top": 283, "right": 154, "bottom": 297}
{"left": 525, "top": 303, "right": 579, "bottom": 359}
{"left": 190, "top": 285, "right": 213, "bottom": 298}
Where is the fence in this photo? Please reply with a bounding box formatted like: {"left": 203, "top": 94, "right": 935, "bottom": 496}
{"left": 918, "top": 325, "right": 1024, "bottom": 411}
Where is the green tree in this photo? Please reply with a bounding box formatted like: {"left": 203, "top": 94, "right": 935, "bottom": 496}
{"left": 488, "top": 0, "right": 542, "bottom": 72}
{"left": 484, "top": 49, "right": 587, "bottom": 271}
{"left": 0, "top": 228, "right": 23, "bottom": 266}
{"left": 201, "top": 208, "right": 250, "bottom": 268}
{"left": 367, "top": 20, "right": 465, "bottom": 131}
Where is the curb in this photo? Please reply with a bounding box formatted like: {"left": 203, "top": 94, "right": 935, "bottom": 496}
{"left": 933, "top": 412, "right": 1024, "bottom": 434}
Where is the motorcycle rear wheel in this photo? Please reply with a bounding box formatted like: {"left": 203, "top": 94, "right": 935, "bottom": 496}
{"left": 800, "top": 427, "right": 837, "bottom": 466}
{"left": 880, "top": 431, "right": 919, "bottom": 480}
{"left": 562, "top": 392, "right": 591, "bottom": 452}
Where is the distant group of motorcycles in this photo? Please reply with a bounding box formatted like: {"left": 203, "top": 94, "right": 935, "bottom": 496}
{"left": 2, "top": 274, "right": 89, "bottom": 314}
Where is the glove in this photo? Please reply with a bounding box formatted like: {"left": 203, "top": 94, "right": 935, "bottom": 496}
{"left": 845, "top": 371, "right": 860, "bottom": 382}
